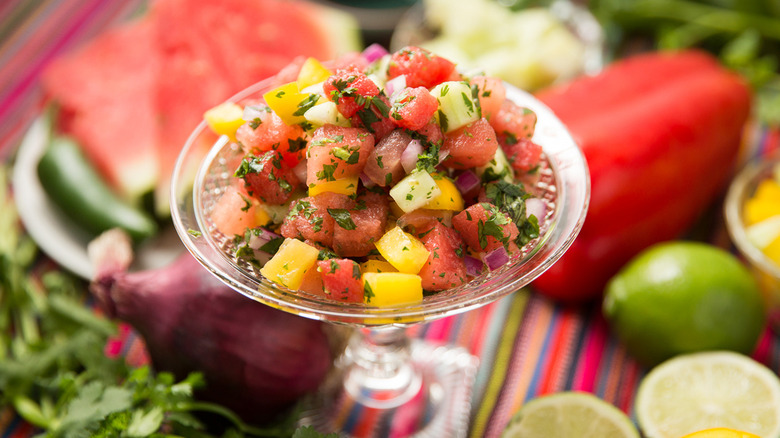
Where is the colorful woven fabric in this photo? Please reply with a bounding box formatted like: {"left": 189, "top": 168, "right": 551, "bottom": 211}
{"left": 3, "top": 1, "right": 780, "bottom": 437}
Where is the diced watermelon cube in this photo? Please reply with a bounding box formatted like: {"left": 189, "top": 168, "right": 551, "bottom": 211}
{"left": 363, "top": 129, "right": 411, "bottom": 187}
{"left": 281, "top": 192, "right": 352, "bottom": 248}
{"left": 471, "top": 76, "right": 506, "bottom": 121}
{"left": 332, "top": 191, "right": 389, "bottom": 257}
{"left": 502, "top": 137, "right": 543, "bottom": 173}
{"left": 235, "top": 105, "right": 306, "bottom": 160}
{"left": 452, "top": 203, "right": 519, "bottom": 253}
{"left": 323, "top": 68, "right": 381, "bottom": 118}
{"left": 235, "top": 151, "right": 302, "bottom": 205}
{"left": 490, "top": 100, "right": 537, "bottom": 147}
{"left": 388, "top": 46, "right": 457, "bottom": 89}
{"left": 317, "top": 258, "right": 364, "bottom": 303}
{"left": 210, "top": 184, "right": 258, "bottom": 236}
{"left": 418, "top": 223, "right": 469, "bottom": 291}
{"left": 398, "top": 209, "right": 451, "bottom": 237}
{"left": 306, "top": 124, "right": 375, "bottom": 186}
{"left": 414, "top": 118, "right": 444, "bottom": 147}
{"left": 441, "top": 118, "right": 498, "bottom": 169}
{"left": 350, "top": 94, "right": 396, "bottom": 140}
{"left": 390, "top": 86, "right": 439, "bottom": 131}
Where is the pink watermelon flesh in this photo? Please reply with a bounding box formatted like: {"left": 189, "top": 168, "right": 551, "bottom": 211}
{"left": 42, "top": 0, "right": 359, "bottom": 215}
{"left": 41, "top": 18, "right": 159, "bottom": 203}
{"left": 151, "top": 0, "right": 352, "bottom": 215}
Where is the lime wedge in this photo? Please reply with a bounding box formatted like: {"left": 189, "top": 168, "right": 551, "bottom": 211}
{"left": 501, "top": 391, "right": 640, "bottom": 437}
{"left": 635, "top": 351, "right": 780, "bottom": 438}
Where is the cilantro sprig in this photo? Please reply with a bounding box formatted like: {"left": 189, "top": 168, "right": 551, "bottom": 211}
{"left": 0, "top": 166, "right": 332, "bottom": 438}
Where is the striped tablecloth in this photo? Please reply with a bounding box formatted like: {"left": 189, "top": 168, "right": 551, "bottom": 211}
{"left": 3, "top": 1, "right": 780, "bottom": 437}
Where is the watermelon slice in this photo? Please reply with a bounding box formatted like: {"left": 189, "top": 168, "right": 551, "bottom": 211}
{"left": 41, "top": 0, "right": 361, "bottom": 216}
{"left": 150, "top": 0, "right": 361, "bottom": 215}
{"left": 40, "top": 18, "right": 159, "bottom": 204}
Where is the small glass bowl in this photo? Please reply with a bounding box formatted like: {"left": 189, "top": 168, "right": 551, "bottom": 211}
{"left": 724, "top": 155, "right": 780, "bottom": 332}
{"left": 390, "top": 0, "right": 605, "bottom": 91}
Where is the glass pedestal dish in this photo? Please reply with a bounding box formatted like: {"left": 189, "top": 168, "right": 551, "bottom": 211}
{"left": 170, "top": 77, "right": 589, "bottom": 437}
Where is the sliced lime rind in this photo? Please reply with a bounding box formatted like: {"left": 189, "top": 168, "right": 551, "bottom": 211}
{"left": 502, "top": 391, "right": 640, "bottom": 438}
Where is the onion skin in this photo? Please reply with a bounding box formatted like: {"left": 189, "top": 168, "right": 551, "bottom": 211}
{"left": 89, "top": 231, "right": 335, "bottom": 423}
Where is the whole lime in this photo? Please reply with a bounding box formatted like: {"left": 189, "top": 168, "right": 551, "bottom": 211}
{"left": 603, "top": 241, "right": 765, "bottom": 367}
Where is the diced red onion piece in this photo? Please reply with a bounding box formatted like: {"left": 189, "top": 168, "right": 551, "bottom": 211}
{"left": 401, "top": 139, "right": 423, "bottom": 174}
{"left": 360, "top": 172, "right": 376, "bottom": 188}
{"left": 361, "top": 43, "right": 389, "bottom": 63}
{"left": 464, "top": 255, "right": 484, "bottom": 277}
{"left": 293, "top": 159, "right": 307, "bottom": 184}
{"left": 455, "top": 170, "right": 481, "bottom": 195}
{"left": 247, "top": 228, "right": 282, "bottom": 251}
{"left": 242, "top": 105, "right": 266, "bottom": 122}
{"left": 385, "top": 75, "right": 407, "bottom": 100}
{"left": 483, "top": 247, "right": 510, "bottom": 271}
{"left": 438, "top": 149, "right": 450, "bottom": 163}
{"left": 525, "top": 197, "right": 546, "bottom": 221}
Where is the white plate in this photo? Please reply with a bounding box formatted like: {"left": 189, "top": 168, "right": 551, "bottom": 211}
{"left": 12, "top": 117, "right": 183, "bottom": 279}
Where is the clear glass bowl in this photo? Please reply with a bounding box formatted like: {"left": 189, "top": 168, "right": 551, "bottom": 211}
{"left": 170, "top": 79, "right": 589, "bottom": 327}
{"left": 169, "top": 74, "right": 589, "bottom": 436}
{"left": 725, "top": 155, "right": 780, "bottom": 332}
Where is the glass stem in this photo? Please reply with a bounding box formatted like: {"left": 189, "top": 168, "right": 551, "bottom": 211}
{"left": 342, "top": 326, "right": 422, "bottom": 410}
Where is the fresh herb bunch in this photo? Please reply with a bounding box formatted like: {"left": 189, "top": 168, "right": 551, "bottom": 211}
{"left": 588, "top": 0, "right": 780, "bottom": 126}
{"left": 0, "top": 166, "right": 331, "bottom": 438}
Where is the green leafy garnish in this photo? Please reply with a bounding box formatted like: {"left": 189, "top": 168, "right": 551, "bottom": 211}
{"left": 328, "top": 208, "right": 356, "bottom": 230}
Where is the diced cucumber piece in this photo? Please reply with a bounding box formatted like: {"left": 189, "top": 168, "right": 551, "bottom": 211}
{"left": 389, "top": 170, "right": 442, "bottom": 213}
{"left": 476, "top": 147, "right": 515, "bottom": 183}
{"left": 303, "top": 100, "right": 350, "bottom": 128}
{"left": 258, "top": 202, "right": 290, "bottom": 224}
{"left": 430, "top": 81, "right": 480, "bottom": 133}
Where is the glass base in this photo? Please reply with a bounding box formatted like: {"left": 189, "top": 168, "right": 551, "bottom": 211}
{"left": 299, "top": 338, "right": 479, "bottom": 437}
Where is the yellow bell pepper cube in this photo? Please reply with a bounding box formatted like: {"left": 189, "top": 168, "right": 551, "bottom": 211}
{"left": 362, "top": 272, "right": 423, "bottom": 306}
{"left": 297, "top": 57, "right": 332, "bottom": 89}
{"left": 259, "top": 238, "right": 319, "bottom": 290}
{"left": 203, "top": 102, "right": 245, "bottom": 141}
{"left": 263, "top": 82, "right": 319, "bottom": 126}
{"left": 360, "top": 259, "right": 398, "bottom": 274}
{"left": 425, "top": 174, "right": 464, "bottom": 211}
{"left": 764, "top": 233, "right": 780, "bottom": 266}
{"left": 745, "top": 179, "right": 780, "bottom": 225}
{"left": 374, "top": 226, "right": 430, "bottom": 274}
{"left": 308, "top": 176, "right": 359, "bottom": 197}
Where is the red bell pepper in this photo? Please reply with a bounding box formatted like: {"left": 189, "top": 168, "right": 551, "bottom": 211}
{"left": 532, "top": 50, "right": 752, "bottom": 303}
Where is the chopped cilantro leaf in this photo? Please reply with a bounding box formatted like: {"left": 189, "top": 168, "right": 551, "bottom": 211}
{"left": 328, "top": 208, "right": 356, "bottom": 230}
{"left": 259, "top": 237, "right": 284, "bottom": 254}
{"left": 316, "top": 164, "right": 337, "bottom": 181}
{"left": 415, "top": 141, "right": 442, "bottom": 174}
{"left": 288, "top": 137, "right": 307, "bottom": 153}
{"left": 293, "top": 94, "right": 320, "bottom": 116}
{"left": 363, "top": 281, "right": 375, "bottom": 303}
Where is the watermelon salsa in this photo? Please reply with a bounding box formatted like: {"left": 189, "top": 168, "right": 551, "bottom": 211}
{"left": 204, "top": 45, "right": 544, "bottom": 307}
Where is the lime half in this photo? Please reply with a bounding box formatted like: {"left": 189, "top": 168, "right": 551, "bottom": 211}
{"left": 635, "top": 351, "right": 780, "bottom": 438}
{"left": 502, "top": 391, "right": 640, "bottom": 437}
